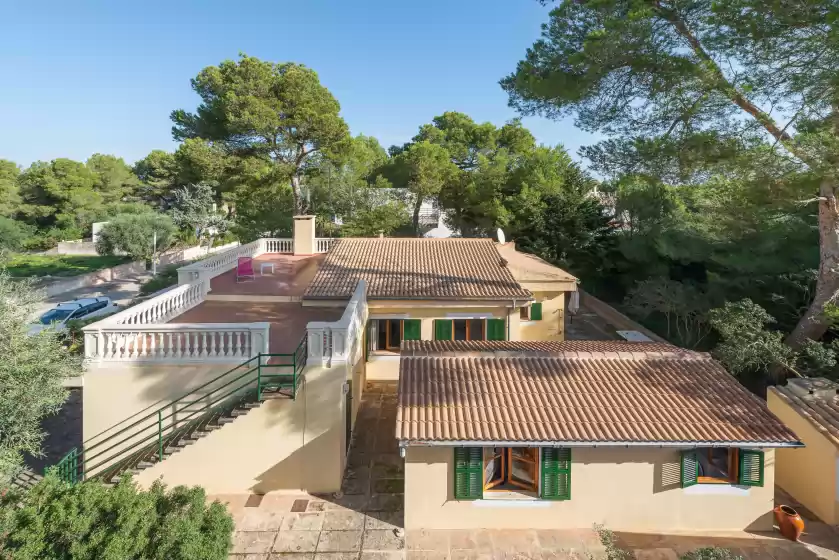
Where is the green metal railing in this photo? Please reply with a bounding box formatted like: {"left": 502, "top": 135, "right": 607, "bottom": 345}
{"left": 53, "top": 336, "right": 308, "bottom": 485}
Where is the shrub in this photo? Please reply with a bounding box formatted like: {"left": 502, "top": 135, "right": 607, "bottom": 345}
{"left": 96, "top": 213, "right": 175, "bottom": 262}
{"left": 0, "top": 475, "right": 234, "bottom": 560}
{"left": 0, "top": 218, "right": 35, "bottom": 253}
{"left": 139, "top": 262, "right": 187, "bottom": 296}
{"left": 680, "top": 548, "right": 743, "bottom": 560}
{"left": 591, "top": 524, "right": 634, "bottom": 560}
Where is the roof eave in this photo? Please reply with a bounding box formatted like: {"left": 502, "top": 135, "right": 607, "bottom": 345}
{"left": 397, "top": 439, "right": 804, "bottom": 449}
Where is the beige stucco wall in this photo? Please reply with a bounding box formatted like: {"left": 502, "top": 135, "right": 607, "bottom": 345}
{"left": 135, "top": 362, "right": 348, "bottom": 494}
{"left": 519, "top": 291, "right": 566, "bottom": 341}
{"left": 768, "top": 389, "right": 838, "bottom": 524}
{"left": 84, "top": 362, "right": 244, "bottom": 448}
{"left": 366, "top": 304, "right": 516, "bottom": 381}
{"left": 405, "top": 446, "right": 776, "bottom": 532}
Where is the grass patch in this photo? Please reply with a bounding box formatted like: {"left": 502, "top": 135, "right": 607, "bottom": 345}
{"left": 5, "top": 254, "right": 132, "bottom": 277}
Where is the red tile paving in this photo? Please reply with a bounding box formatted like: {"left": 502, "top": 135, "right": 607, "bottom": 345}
{"left": 171, "top": 301, "right": 343, "bottom": 354}
{"left": 209, "top": 254, "right": 325, "bottom": 297}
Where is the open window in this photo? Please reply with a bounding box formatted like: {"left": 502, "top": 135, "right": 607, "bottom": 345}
{"left": 366, "top": 319, "right": 421, "bottom": 355}
{"left": 483, "top": 447, "right": 538, "bottom": 493}
{"left": 454, "top": 446, "right": 570, "bottom": 501}
{"left": 681, "top": 448, "right": 764, "bottom": 487}
{"left": 520, "top": 303, "right": 543, "bottom": 321}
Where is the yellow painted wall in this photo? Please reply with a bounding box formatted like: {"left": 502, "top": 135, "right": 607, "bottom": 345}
{"left": 366, "top": 304, "right": 515, "bottom": 381}
{"left": 83, "top": 361, "right": 247, "bottom": 462}
{"left": 767, "top": 389, "right": 838, "bottom": 524}
{"left": 135, "top": 363, "right": 348, "bottom": 495}
{"left": 404, "top": 446, "right": 776, "bottom": 532}
{"left": 519, "top": 291, "right": 566, "bottom": 341}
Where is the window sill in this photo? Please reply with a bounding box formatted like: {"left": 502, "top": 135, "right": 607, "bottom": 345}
{"left": 482, "top": 490, "right": 538, "bottom": 501}
{"left": 683, "top": 484, "right": 751, "bottom": 496}
{"left": 471, "top": 497, "right": 551, "bottom": 508}
{"left": 369, "top": 352, "right": 400, "bottom": 359}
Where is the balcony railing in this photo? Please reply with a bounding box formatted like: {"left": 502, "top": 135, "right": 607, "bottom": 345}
{"left": 83, "top": 237, "right": 344, "bottom": 365}
{"left": 83, "top": 322, "right": 270, "bottom": 363}
{"left": 307, "top": 280, "right": 368, "bottom": 367}
{"left": 101, "top": 280, "right": 209, "bottom": 326}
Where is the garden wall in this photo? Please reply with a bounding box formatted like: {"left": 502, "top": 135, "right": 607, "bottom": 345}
{"left": 42, "top": 242, "right": 240, "bottom": 297}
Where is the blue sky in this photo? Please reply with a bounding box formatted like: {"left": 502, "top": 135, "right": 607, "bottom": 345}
{"left": 1, "top": 0, "right": 598, "bottom": 167}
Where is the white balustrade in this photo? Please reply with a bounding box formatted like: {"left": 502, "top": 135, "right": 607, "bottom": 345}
{"left": 316, "top": 238, "right": 335, "bottom": 253}
{"left": 99, "top": 280, "right": 209, "bottom": 326}
{"left": 307, "top": 280, "right": 367, "bottom": 366}
{"left": 264, "top": 238, "right": 293, "bottom": 253}
{"left": 83, "top": 322, "right": 270, "bottom": 363}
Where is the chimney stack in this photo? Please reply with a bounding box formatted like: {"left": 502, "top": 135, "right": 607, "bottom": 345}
{"left": 293, "top": 215, "right": 316, "bottom": 255}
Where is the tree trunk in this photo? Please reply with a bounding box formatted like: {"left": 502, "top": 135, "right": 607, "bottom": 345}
{"left": 291, "top": 174, "right": 307, "bottom": 215}
{"left": 412, "top": 195, "right": 423, "bottom": 237}
{"left": 784, "top": 177, "right": 839, "bottom": 349}
{"left": 660, "top": 5, "right": 839, "bottom": 351}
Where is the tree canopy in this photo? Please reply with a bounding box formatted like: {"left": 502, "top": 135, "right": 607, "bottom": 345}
{"left": 503, "top": 0, "right": 839, "bottom": 358}
{"left": 171, "top": 54, "right": 350, "bottom": 215}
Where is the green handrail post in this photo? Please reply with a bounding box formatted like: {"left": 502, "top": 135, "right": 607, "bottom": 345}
{"left": 292, "top": 350, "right": 296, "bottom": 401}
{"left": 257, "top": 355, "right": 263, "bottom": 401}
{"left": 157, "top": 410, "right": 163, "bottom": 461}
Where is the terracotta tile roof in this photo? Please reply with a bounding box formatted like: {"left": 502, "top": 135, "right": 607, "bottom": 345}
{"left": 396, "top": 344, "right": 800, "bottom": 446}
{"left": 304, "top": 238, "right": 532, "bottom": 300}
{"left": 495, "top": 242, "right": 577, "bottom": 283}
{"left": 771, "top": 384, "right": 839, "bottom": 448}
{"left": 401, "top": 340, "right": 680, "bottom": 356}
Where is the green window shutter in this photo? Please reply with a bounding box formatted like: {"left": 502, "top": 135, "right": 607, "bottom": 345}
{"left": 403, "top": 319, "right": 421, "bottom": 341}
{"left": 434, "top": 319, "right": 452, "bottom": 341}
{"left": 680, "top": 450, "right": 699, "bottom": 488}
{"left": 738, "top": 450, "right": 764, "bottom": 487}
{"left": 541, "top": 447, "right": 571, "bottom": 500}
{"left": 454, "top": 447, "right": 483, "bottom": 500}
{"left": 365, "top": 320, "right": 373, "bottom": 360}
{"left": 531, "top": 302, "right": 543, "bottom": 321}
{"left": 486, "top": 318, "right": 506, "bottom": 340}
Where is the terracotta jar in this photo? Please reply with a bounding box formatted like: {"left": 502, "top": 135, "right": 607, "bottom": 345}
{"left": 774, "top": 505, "right": 805, "bottom": 541}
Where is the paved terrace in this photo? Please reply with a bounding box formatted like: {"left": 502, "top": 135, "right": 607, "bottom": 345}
{"left": 209, "top": 254, "right": 325, "bottom": 298}
{"left": 172, "top": 302, "right": 343, "bottom": 354}
{"left": 168, "top": 253, "right": 341, "bottom": 355}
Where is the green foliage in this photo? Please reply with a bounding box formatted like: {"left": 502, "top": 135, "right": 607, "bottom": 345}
{"left": 590, "top": 524, "right": 633, "bottom": 560}
{"left": 171, "top": 54, "right": 350, "bottom": 214}
{"left": 17, "top": 157, "right": 140, "bottom": 235}
{"left": 516, "top": 190, "right": 616, "bottom": 288}
{"left": 503, "top": 0, "right": 839, "bottom": 348}
{"left": 134, "top": 149, "right": 180, "bottom": 207}
{"left": 170, "top": 183, "right": 231, "bottom": 246}
{"left": 139, "top": 261, "right": 194, "bottom": 296}
{"left": 0, "top": 218, "right": 35, "bottom": 253}
{"left": 624, "top": 278, "right": 713, "bottom": 348}
{"left": 709, "top": 299, "right": 794, "bottom": 376}
{"left": 680, "top": 548, "right": 743, "bottom": 560}
{"left": 0, "top": 160, "right": 21, "bottom": 218}
{"left": 0, "top": 474, "right": 234, "bottom": 559}
{"left": 341, "top": 200, "right": 410, "bottom": 237}
{"left": 0, "top": 272, "right": 82, "bottom": 483}
{"left": 96, "top": 213, "right": 175, "bottom": 262}
{"left": 5, "top": 254, "right": 130, "bottom": 278}
{"left": 394, "top": 140, "right": 458, "bottom": 234}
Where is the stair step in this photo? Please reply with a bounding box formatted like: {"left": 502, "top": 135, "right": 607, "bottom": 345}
{"left": 218, "top": 417, "right": 236, "bottom": 424}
